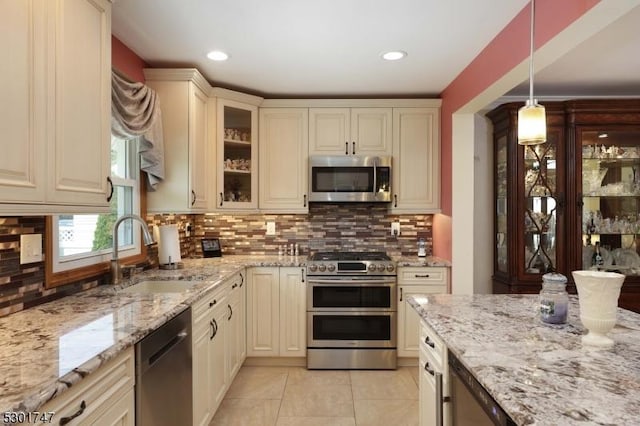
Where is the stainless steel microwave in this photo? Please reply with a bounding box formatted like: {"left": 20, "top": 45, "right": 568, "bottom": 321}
{"left": 308, "top": 156, "right": 392, "bottom": 203}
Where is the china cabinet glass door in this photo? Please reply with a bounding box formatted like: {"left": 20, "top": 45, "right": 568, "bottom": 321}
{"left": 496, "top": 135, "right": 508, "bottom": 274}
{"left": 217, "top": 99, "right": 258, "bottom": 209}
{"left": 521, "top": 127, "right": 565, "bottom": 278}
{"left": 579, "top": 129, "right": 640, "bottom": 275}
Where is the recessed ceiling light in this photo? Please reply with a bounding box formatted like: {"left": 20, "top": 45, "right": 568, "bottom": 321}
{"left": 381, "top": 51, "right": 407, "bottom": 61}
{"left": 207, "top": 50, "right": 229, "bottom": 61}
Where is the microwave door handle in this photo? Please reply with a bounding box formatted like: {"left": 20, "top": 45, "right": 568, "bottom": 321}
{"left": 373, "top": 158, "right": 377, "bottom": 195}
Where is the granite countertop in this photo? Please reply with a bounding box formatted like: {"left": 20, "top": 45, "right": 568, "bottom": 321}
{"left": 408, "top": 294, "right": 640, "bottom": 426}
{"left": 0, "top": 255, "right": 306, "bottom": 417}
{"left": 393, "top": 255, "right": 451, "bottom": 267}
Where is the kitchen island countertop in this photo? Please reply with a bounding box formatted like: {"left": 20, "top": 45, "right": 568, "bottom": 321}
{"left": 393, "top": 255, "right": 451, "bottom": 267}
{"left": 0, "top": 255, "right": 306, "bottom": 417}
{"left": 408, "top": 294, "right": 640, "bottom": 426}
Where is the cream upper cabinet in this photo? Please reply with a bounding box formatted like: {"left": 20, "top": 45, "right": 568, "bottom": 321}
{"left": 144, "top": 69, "right": 212, "bottom": 213}
{"left": 259, "top": 108, "right": 309, "bottom": 212}
{"left": 0, "top": 0, "right": 111, "bottom": 214}
{"left": 391, "top": 108, "right": 441, "bottom": 213}
{"left": 309, "top": 108, "right": 392, "bottom": 156}
{"left": 217, "top": 98, "right": 259, "bottom": 210}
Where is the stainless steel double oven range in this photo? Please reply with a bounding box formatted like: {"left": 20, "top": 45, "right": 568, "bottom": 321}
{"left": 306, "top": 252, "right": 397, "bottom": 369}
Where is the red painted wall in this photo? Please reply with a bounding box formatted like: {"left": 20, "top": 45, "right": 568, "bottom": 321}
{"left": 434, "top": 0, "right": 600, "bottom": 260}
{"left": 112, "top": 36, "right": 148, "bottom": 83}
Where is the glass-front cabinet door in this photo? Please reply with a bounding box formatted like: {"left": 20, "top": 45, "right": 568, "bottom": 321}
{"left": 217, "top": 99, "right": 258, "bottom": 209}
{"left": 578, "top": 128, "right": 640, "bottom": 275}
{"left": 495, "top": 135, "right": 508, "bottom": 275}
{"left": 521, "top": 127, "right": 565, "bottom": 278}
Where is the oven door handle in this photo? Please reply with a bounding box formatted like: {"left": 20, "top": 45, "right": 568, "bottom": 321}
{"left": 307, "top": 279, "right": 396, "bottom": 285}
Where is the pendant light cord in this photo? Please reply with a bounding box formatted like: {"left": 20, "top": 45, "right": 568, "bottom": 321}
{"left": 529, "top": 0, "right": 535, "bottom": 105}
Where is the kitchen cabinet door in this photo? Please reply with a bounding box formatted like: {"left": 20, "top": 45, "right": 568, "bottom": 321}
{"left": 226, "top": 272, "right": 246, "bottom": 381}
{"left": 0, "top": 0, "right": 112, "bottom": 213}
{"left": 309, "top": 108, "right": 392, "bottom": 156}
{"left": 45, "top": 0, "right": 111, "bottom": 208}
{"left": 391, "top": 108, "right": 440, "bottom": 213}
{"left": 397, "top": 267, "right": 449, "bottom": 358}
{"left": 259, "top": 108, "right": 309, "bottom": 212}
{"left": 192, "top": 313, "right": 212, "bottom": 426}
{"left": 351, "top": 108, "right": 392, "bottom": 155}
{"left": 279, "top": 268, "right": 307, "bottom": 357}
{"left": 145, "top": 70, "right": 212, "bottom": 213}
{"left": 217, "top": 98, "right": 258, "bottom": 210}
{"left": 209, "top": 298, "right": 229, "bottom": 413}
{"left": 246, "top": 267, "right": 280, "bottom": 356}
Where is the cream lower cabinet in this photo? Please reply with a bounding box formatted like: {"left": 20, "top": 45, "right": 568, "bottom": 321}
{"left": 391, "top": 108, "right": 441, "bottom": 213}
{"left": 1, "top": 0, "right": 111, "bottom": 214}
{"left": 40, "top": 346, "right": 135, "bottom": 426}
{"left": 192, "top": 284, "right": 229, "bottom": 426}
{"left": 259, "top": 108, "right": 309, "bottom": 213}
{"left": 398, "top": 267, "right": 449, "bottom": 357}
{"left": 144, "top": 69, "right": 212, "bottom": 213}
{"left": 309, "top": 108, "right": 392, "bottom": 156}
{"left": 419, "top": 320, "right": 450, "bottom": 426}
{"left": 247, "top": 267, "right": 306, "bottom": 357}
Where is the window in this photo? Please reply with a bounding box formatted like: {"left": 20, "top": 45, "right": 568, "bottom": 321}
{"left": 51, "top": 136, "right": 141, "bottom": 273}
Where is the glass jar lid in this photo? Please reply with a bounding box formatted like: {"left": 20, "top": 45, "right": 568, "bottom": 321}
{"left": 542, "top": 272, "right": 567, "bottom": 283}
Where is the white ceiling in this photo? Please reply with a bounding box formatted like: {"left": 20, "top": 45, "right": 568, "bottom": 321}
{"left": 112, "top": 0, "right": 640, "bottom": 99}
{"left": 111, "top": 0, "right": 529, "bottom": 97}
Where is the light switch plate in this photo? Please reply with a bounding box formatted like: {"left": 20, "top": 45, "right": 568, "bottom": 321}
{"left": 20, "top": 234, "right": 43, "bottom": 264}
{"left": 391, "top": 222, "right": 401, "bottom": 236}
{"left": 266, "top": 221, "right": 276, "bottom": 235}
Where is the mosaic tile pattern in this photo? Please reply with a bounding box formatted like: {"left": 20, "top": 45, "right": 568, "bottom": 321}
{"left": 0, "top": 217, "right": 100, "bottom": 317}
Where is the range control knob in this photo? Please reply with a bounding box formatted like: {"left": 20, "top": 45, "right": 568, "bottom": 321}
{"left": 377, "top": 264, "right": 386, "bottom": 272}
{"left": 318, "top": 264, "right": 326, "bottom": 272}
{"left": 386, "top": 264, "right": 395, "bottom": 272}
{"left": 327, "top": 264, "right": 336, "bottom": 272}
{"left": 368, "top": 264, "right": 376, "bottom": 272}
{"left": 308, "top": 264, "right": 318, "bottom": 272}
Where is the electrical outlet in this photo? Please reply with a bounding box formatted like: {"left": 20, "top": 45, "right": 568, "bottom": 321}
{"left": 391, "top": 222, "right": 401, "bottom": 236}
{"left": 20, "top": 234, "right": 43, "bottom": 264}
{"left": 266, "top": 221, "right": 276, "bottom": 235}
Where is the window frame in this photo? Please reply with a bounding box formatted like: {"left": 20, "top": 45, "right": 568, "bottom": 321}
{"left": 45, "top": 138, "right": 149, "bottom": 289}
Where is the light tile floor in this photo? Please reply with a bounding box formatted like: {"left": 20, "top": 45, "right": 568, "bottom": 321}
{"left": 210, "top": 366, "right": 419, "bottom": 426}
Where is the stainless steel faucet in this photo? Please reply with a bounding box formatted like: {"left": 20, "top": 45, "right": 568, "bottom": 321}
{"left": 111, "top": 214, "right": 155, "bottom": 285}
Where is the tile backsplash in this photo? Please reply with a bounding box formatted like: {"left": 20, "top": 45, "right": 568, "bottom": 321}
{"left": 148, "top": 204, "right": 432, "bottom": 258}
{"left": 0, "top": 217, "right": 100, "bottom": 317}
{"left": 1, "top": 206, "right": 432, "bottom": 316}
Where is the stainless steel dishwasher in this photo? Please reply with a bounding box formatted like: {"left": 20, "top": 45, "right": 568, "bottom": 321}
{"left": 136, "top": 307, "right": 192, "bottom": 426}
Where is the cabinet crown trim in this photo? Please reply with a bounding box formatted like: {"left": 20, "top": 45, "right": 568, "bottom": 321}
{"left": 143, "top": 68, "right": 212, "bottom": 94}
{"left": 261, "top": 99, "right": 442, "bottom": 108}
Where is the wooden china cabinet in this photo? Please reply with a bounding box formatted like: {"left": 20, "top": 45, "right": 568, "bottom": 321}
{"left": 488, "top": 100, "right": 640, "bottom": 313}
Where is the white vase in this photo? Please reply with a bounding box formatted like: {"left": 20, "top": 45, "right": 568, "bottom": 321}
{"left": 571, "top": 270, "right": 625, "bottom": 348}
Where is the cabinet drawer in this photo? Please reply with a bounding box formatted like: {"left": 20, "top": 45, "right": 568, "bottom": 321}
{"left": 41, "top": 347, "right": 134, "bottom": 425}
{"left": 193, "top": 284, "right": 229, "bottom": 326}
{"left": 420, "top": 320, "right": 446, "bottom": 369}
{"left": 398, "top": 267, "right": 448, "bottom": 286}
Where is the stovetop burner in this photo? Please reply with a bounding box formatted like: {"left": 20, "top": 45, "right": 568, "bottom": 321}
{"left": 310, "top": 251, "right": 391, "bottom": 261}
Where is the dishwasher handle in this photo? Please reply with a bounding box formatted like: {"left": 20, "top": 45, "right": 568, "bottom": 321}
{"left": 140, "top": 329, "right": 188, "bottom": 375}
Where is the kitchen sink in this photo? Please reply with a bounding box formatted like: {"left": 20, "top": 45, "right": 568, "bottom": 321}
{"left": 120, "top": 280, "right": 199, "bottom": 294}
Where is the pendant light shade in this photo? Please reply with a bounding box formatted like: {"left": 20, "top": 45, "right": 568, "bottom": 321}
{"left": 518, "top": 0, "right": 546, "bottom": 145}
{"left": 518, "top": 99, "right": 546, "bottom": 145}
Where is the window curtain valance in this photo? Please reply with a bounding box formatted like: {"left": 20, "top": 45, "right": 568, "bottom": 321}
{"left": 111, "top": 70, "right": 165, "bottom": 190}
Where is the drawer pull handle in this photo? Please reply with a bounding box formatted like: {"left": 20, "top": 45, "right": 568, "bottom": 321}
{"left": 399, "top": 287, "right": 403, "bottom": 302}
{"left": 106, "top": 177, "right": 114, "bottom": 202}
{"left": 59, "top": 400, "right": 86, "bottom": 425}
{"left": 345, "top": 142, "right": 349, "bottom": 155}
{"left": 209, "top": 299, "right": 217, "bottom": 308}
{"left": 240, "top": 273, "right": 244, "bottom": 287}
{"left": 228, "top": 304, "right": 233, "bottom": 320}
{"left": 191, "top": 190, "right": 196, "bottom": 206}
{"left": 425, "top": 336, "right": 435, "bottom": 348}
{"left": 415, "top": 274, "right": 431, "bottom": 278}
{"left": 210, "top": 319, "right": 218, "bottom": 340}
{"left": 424, "top": 361, "right": 435, "bottom": 376}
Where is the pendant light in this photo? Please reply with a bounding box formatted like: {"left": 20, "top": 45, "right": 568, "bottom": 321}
{"left": 518, "top": 0, "right": 546, "bottom": 145}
